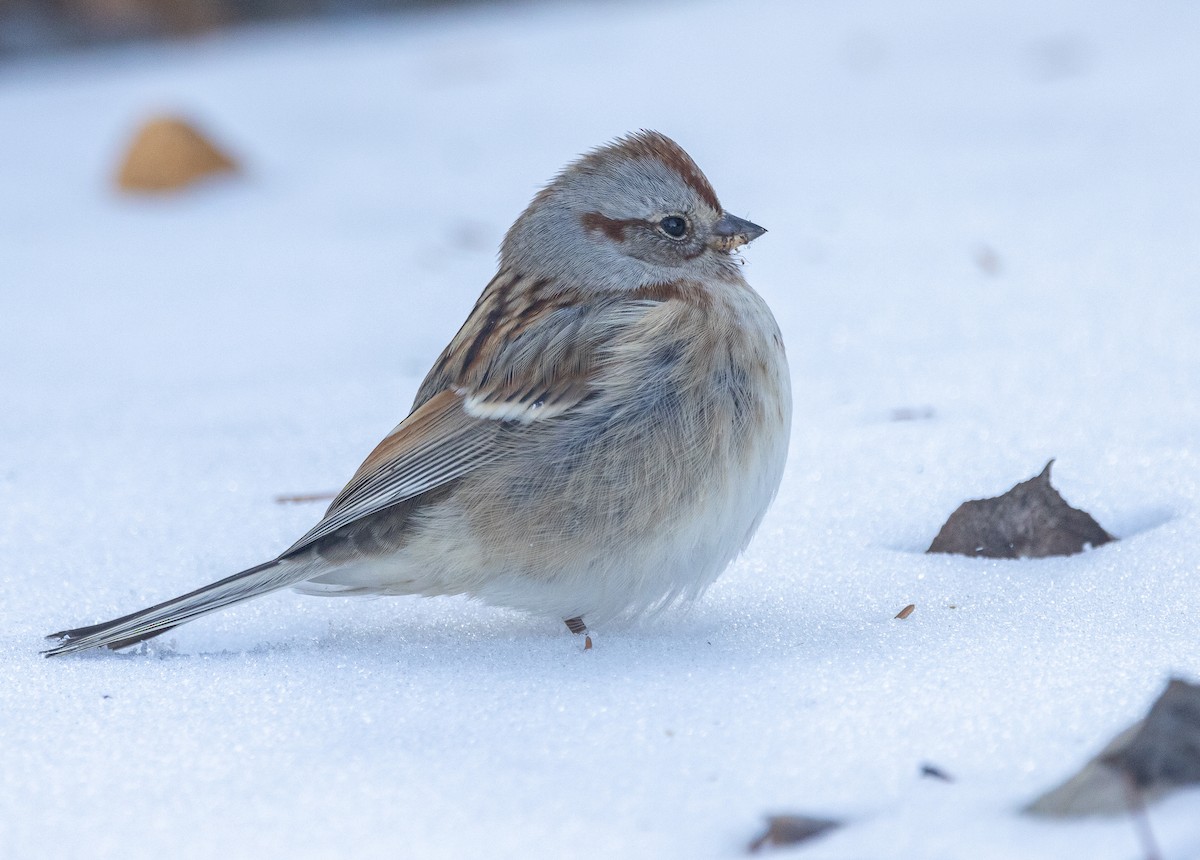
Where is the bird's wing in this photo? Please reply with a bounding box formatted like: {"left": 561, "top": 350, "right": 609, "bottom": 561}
{"left": 281, "top": 388, "right": 504, "bottom": 554}
{"left": 282, "top": 275, "right": 672, "bottom": 557}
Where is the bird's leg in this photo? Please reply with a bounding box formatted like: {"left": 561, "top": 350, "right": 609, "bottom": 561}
{"left": 564, "top": 616, "right": 593, "bottom": 650}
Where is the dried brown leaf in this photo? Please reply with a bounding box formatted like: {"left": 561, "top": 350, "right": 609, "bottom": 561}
{"left": 116, "top": 116, "right": 238, "bottom": 193}
{"left": 928, "top": 460, "right": 1114, "bottom": 559}
{"left": 747, "top": 815, "right": 841, "bottom": 853}
{"left": 1026, "top": 678, "right": 1200, "bottom": 817}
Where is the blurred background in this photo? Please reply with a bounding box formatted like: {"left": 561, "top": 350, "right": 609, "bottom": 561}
{"left": 0, "top": 0, "right": 514, "bottom": 55}
{"left": 3, "top": 3, "right": 1200, "bottom": 859}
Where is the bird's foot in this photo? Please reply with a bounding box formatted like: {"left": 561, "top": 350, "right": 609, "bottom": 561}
{"left": 564, "top": 616, "right": 593, "bottom": 651}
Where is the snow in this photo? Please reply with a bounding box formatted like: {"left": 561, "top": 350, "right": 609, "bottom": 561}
{"left": 2, "top": 0, "right": 1199, "bottom": 857}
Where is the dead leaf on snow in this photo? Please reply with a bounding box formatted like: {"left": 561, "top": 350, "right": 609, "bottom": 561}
{"left": 1025, "top": 677, "right": 1200, "bottom": 817}
{"left": 747, "top": 815, "right": 841, "bottom": 853}
{"left": 920, "top": 763, "right": 954, "bottom": 782}
{"left": 275, "top": 491, "right": 336, "bottom": 504}
{"left": 116, "top": 115, "right": 239, "bottom": 193}
{"left": 927, "top": 460, "right": 1114, "bottom": 559}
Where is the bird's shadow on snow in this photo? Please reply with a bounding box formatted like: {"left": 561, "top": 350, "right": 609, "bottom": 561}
{"left": 40, "top": 605, "right": 744, "bottom": 669}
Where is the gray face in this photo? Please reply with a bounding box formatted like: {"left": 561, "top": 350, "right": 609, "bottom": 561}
{"left": 500, "top": 132, "right": 763, "bottom": 293}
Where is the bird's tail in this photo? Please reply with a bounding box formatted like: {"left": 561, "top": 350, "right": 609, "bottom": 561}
{"left": 43, "top": 558, "right": 316, "bottom": 657}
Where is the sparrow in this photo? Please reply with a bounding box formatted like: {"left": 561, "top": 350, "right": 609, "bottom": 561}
{"left": 44, "top": 130, "right": 791, "bottom": 656}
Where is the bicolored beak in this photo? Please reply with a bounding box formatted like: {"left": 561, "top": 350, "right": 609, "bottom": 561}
{"left": 709, "top": 212, "right": 767, "bottom": 252}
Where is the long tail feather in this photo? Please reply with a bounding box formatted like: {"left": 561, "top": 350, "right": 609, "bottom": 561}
{"left": 43, "top": 558, "right": 316, "bottom": 657}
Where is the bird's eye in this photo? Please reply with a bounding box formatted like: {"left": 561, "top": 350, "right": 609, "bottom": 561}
{"left": 658, "top": 215, "right": 689, "bottom": 239}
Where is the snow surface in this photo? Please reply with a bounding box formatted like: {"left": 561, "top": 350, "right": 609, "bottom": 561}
{"left": 2, "top": 0, "right": 1199, "bottom": 857}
